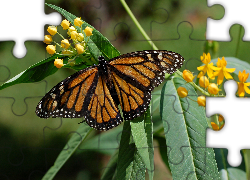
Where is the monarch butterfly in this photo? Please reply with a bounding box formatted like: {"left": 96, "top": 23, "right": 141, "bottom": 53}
{"left": 36, "top": 50, "right": 184, "bottom": 130}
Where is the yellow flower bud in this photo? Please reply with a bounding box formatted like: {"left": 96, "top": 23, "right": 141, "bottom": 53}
{"left": 67, "top": 26, "right": 76, "bottom": 36}
{"left": 46, "top": 45, "right": 56, "bottom": 55}
{"left": 74, "top": 17, "right": 84, "bottom": 27}
{"left": 43, "top": 35, "right": 52, "bottom": 44}
{"left": 197, "top": 96, "right": 206, "bottom": 107}
{"left": 199, "top": 76, "right": 209, "bottom": 88}
{"left": 47, "top": 26, "right": 57, "bottom": 36}
{"left": 211, "top": 122, "right": 219, "bottom": 131}
{"left": 61, "top": 39, "right": 70, "bottom": 49}
{"left": 77, "top": 33, "right": 84, "bottom": 42}
{"left": 54, "top": 58, "right": 64, "bottom": 68}
{"left": 84, "top": 26, "right": 93, "bottom": 36}
{"left": 71, "top": 31, "right": 78, "bottom": 40}
{"left": 61, "top": 19, "right": 70, "bottom": 30}
{"left": 75, "top": 44, "right": 85, "bottom": 54}
{"left": 208, "top": 83, "right": 219, "bottom": 95}
{"left": 177, "top": 87, "right": 188, "bottom": 98}
{"left": 68, "top": 26, "right": 76, "bottom": 32}
{"left": 183, "top": 70, "right": 195, "bottom": 83}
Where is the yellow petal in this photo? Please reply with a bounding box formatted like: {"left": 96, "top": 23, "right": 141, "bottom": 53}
{"left": 243, "top": 72, "right": 249, "bottom": 82}
{"left": 217, "top": 71, "right": 224, "bottom": 85}
{"left": 197, "top": 65, "right": 205, "bottom": 71}
{"left": 238, "top": 71, "right": 244, "bottom": 82}
{"left": 238, "top": 82, "right": 245, "bottom": 96}
{"left": 210, "top": 63, "right": 221, "bottom": 70}
{"left": 213, "top": 70, "right": 220, "bottom": 77}
{"left": 244, "top": 84, "right": 250, "bottom": 94}
{"left": 226, "top": 68, "right": 235, "bottom": 73}
{"left": 207, "top": 67, "right": 214, "bottom": 79}
{"left": 197, "top": 71, "right": 204, "bottom": 78}
{"left": 223, "top": 71, "right": 233, "bottom": 80}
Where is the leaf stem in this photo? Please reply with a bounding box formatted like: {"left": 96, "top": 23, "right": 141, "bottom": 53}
{"left": 174, "top": 71, "right": 210, "bottom": 96}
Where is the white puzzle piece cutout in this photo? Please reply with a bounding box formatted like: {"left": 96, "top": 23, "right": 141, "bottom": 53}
{"left": 0, "top": 0, "right": 61, "bottom": 58}
{"left": 207, "top": 0, "right": 250, "bottom": 41}
{"left": 206, "top": 80, "right": 250, "bottom": 167}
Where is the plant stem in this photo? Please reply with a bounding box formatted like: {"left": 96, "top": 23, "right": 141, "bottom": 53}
{"left": 121, "top": 0, "right": 212, "bottom": 97}
{"left": 120, "top": 0, "right": 158, "bottom": 50}
{"left": 175, "top": 71, "right": 210, "bottom": 96}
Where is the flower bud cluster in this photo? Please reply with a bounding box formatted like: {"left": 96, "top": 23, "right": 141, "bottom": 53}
{"left": 43, "top": 18, "right": 93, "bottom": 69}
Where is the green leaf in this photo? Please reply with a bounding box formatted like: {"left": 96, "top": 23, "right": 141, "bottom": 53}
{"left": 160, "top": 77, "right": 219, "bottom": 179}
{"left": 45, "top": 3, "right": 120, "bottom": 61}
{"left": 0, "top": 54, "right": 66, "bottom": 91}
{"left": 211, "top": 57, "right": 250, "bottom": 81}
{"left": 41, "top": 124, "right": 92, "bottom": 180}
{"left": 116, "top": 121, "right": 146, "bottom": 180}
{"left": 144, "top": 108, "right": 154, "bottom": 180}
{"left": 242, "top": 149, "right": 250, "bottom": 179}
{"left": 219, "top": 168, "right": 246, "bottom": 180}
{"left": 130, "top": 109, "right": 154, "bottom": 180}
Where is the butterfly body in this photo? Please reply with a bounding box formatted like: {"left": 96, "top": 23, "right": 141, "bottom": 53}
{"left": 36, "top": 50, "right": 184, "bottom": 130}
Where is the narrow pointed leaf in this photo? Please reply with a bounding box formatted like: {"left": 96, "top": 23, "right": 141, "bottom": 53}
{"left": 116, "top": 121, "right": 146, "bottom": 180}
{"left": 0, "top": 54, "right": 66, "bottom": 91}
{"left": 144, "top": 108, "right": 154, "bottom": 180}
{"left": 160, "top": 77, "right": 219, "bottom": 179}
{"left": 130, "top": 112, "right": 153, "bottom": 180}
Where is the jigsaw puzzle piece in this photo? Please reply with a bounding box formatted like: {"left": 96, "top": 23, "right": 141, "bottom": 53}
{"left": 148, "top": 0, "right": 223, "bottom": 41}
{"left": 207, "top": 0, "right": 250, "bottom": 41}
{"left": 206, "top": 80, "right": 250, "bottom": 167}
{"left": 0, "top": 0, "right": 61, "bottom": 58}
{"left": 0, "top": 65, "right": 11, "bottom": 83}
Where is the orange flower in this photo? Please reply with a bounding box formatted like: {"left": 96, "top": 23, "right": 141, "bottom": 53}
{"left": 237, "top": 70, "right": 250, "bottom": 97}
{"left": 213, "top": 57, "right": 235, "bottom": 85}
{"left": 197, "top": 53, "right": 219, "bottom": 79}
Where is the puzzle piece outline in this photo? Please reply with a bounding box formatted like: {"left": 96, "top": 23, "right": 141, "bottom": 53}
{"left": 1, "top": 0, "right": 248, "bottom": 179}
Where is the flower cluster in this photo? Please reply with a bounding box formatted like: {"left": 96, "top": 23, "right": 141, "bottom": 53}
{"left": 44, "top": 18, "right": 93, "bottom": 69}
{"left": 177, "top": 52, "right": 250, "bottom": 130}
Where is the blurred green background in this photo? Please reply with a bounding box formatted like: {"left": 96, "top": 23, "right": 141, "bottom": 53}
{"left": 0, "top": 0, "right": 248, "bottom": 179}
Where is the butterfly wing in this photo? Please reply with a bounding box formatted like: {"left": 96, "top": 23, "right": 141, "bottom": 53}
{"left": 85, "top": 75, "right": 123, "bottom": 130}
{"left": 109, "top": 50, "right": 184, "bottom": 120}
{"left": 36, "top": 66, "right": 122, "bottom": 130}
